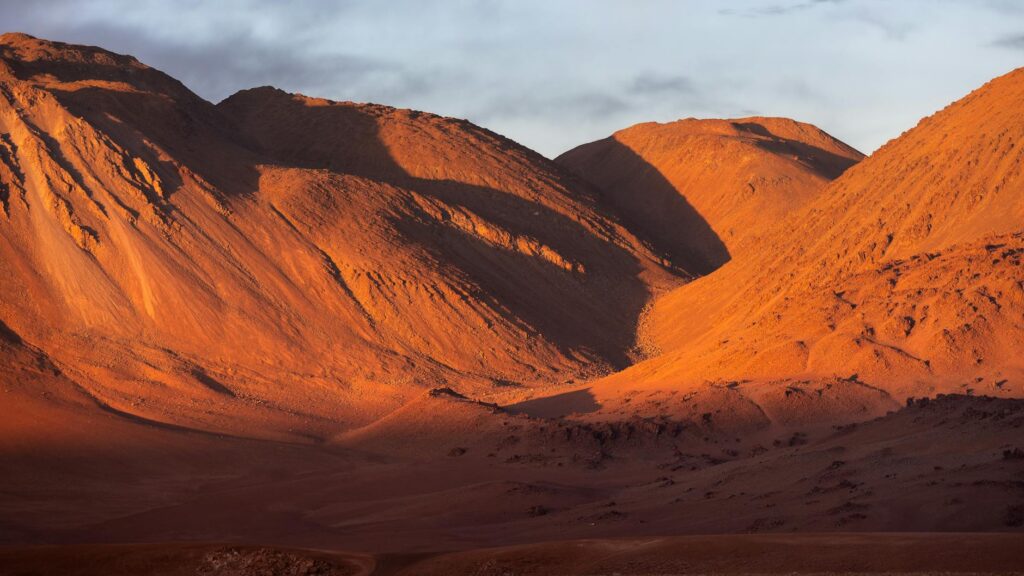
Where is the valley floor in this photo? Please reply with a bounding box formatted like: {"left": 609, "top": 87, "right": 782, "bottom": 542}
{"left": 2, "top": 533, "right": 1024, "bottom": 575}
{"left": 1, "top": 395, "right": 1022, "bottom": 574}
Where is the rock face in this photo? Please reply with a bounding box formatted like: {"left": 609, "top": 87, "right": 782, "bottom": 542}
{"left": 0, "top": 33, "right": 678, "bottom": 441}
{"left": 579, "top": 68, "right": 1024, "bottom": 418}
{"left": 557, "top": 117, "right": 863, "bottom": 274}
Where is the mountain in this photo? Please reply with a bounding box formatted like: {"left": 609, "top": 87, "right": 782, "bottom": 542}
{"left": 557, "top": 117, "right": 863, "bottom": 273}
{"left": 561, "top": 68, "right": 1024, "bottom": 425}
{"left": 0, "top": 33, "right": 677, "bottom": 443}
{"left": 3, "top": 33, "right": 1024, "bottom": 565}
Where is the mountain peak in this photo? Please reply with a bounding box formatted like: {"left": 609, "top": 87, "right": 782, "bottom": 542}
{"left": 617, "top": 63, "right": 1024, "bottom": 403}
{"left": 0, "top": 32, "right": 199, "bottom": 104}
{"left": 2, "top": 33, "right": 1024, "bottom": 558}
{"left": 0, "top": 34, "right": 676, "bottom": 445}
{"left": 557, "top": 115, "right": 863, "bottom": 274}
{"left": 0, "top": 31, "right": 145, "bottom": 71}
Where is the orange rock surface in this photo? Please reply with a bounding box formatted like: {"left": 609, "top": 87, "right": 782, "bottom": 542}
{"left": 558, "top": 117, "right": 863, "bottom": 272}
{"left": 554, "top": 69, "right": 1024, "bottom": 427}
{"left": 2, "top": 33, "right": 1023, "bottom": 562}
{"left": 0, "top": 33, "right": 677, "bottom": 443}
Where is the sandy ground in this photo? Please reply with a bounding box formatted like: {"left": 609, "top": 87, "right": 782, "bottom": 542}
{"left": 2, "top": 534, "right": 1023, "bottom": 575}
{"left": 2, "top": 395, "right": 1022, "bottom": 558}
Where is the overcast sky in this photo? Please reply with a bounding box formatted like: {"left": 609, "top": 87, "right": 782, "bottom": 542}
{"left": 2, "top": 0, "right": 1022, "bottom": 157}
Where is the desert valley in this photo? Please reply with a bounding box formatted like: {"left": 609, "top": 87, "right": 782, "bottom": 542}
{"left": 0, "top": 30, "right": 1023, "bottom": 575}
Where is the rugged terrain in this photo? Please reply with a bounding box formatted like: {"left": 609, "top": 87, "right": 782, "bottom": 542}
{"left": 557, "top": 116, "right": 863, "bottom": 272}
{"left": 0, "top": 32, "right": 680, "bottom": 446}
{"left": 1, "top": 33, "right": 1023, "bottom": 575}
{"left": 548, "top": 68, "right": 1024, "bottom": 432}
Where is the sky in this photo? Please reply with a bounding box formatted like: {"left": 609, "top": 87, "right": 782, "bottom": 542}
{"left": 1, "top": 0, "right": 1022, "bottom": 158}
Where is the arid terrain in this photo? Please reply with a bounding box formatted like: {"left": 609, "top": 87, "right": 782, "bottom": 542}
{"left": 1, "top": 33, "right": 1023, "bottom": 575}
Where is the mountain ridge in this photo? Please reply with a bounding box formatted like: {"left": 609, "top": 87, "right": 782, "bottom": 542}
{"left": 557, "top": 115, "right": 864, "bottom": 274}
{"left": 0, "top": 32, "right": 679, "bottom": 443}
{"left": 550, "top": 67, "right": 1024, "bottom": 428}
{"left": 2, "top": 34, "right": 1023, "bottom": 558}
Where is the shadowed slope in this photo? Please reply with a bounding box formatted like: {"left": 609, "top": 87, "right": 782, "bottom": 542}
{"left": 4, "top": 33, "right": 1024, "bottom": 564}
{"left": 0, "top": 33, "right": 679, "bottom": 443}
{"left": 218, "top": 88, "right": 677, "bottom": 367}
{"left": 557, "top": 117, "right": 863, "bottom": 272}
{"left": 575, "top": 68, "right": 1024, "bottom": 421}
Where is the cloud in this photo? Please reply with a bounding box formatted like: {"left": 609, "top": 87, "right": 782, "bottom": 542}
{"left": 89, "top": 26, "right": 414, "bottom": 102}
{"left": 980, "top": 0, "right": 1024, "bottom": 15}
{"left": 624, "top": 72, "right": 751, "bottom": 117}
{"left": 720, "top": 0, "right": 846, "bottom": 17}
{"left": 0, "top": 0, "right": 442, "bottom": 104}
{"left": 627, "top": 73, "right": 696, "bottom": 96}
{"left": 473, "top": 91, "right": 629, "bottom": 122}
{"left": 991, "top": 33, "right": 1024, "bottom": 50}
{"left": 0, "top": 0, "right": 1020, "bottom": 158}
{"left": 839, "top": 9, "right": 914, "bottom": 41}
{"left": 475, "top": 71, "right": 736, "bottom": 131}
{"left": 776, "top": 77, "right": 825, "bottom": 102}
{"left": 719, "top": 0, "right": 910, "bottom": 40}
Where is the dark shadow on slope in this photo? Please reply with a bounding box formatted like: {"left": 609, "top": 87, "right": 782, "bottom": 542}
{"left": 217, "top": 87, "right": 398, "bottom": 183}
{"left": 189, "top": 367, "right": 236, "bottom": 398}
{"left": 46, "top": 86, "right": 251, "bottom": 199}
{"left": 216, "top": 90, "right": 661, "bottom": 369}
{"left": 1, "top": 35, "right": 257, "bottom": 199}
{"left": 558, "top": 138, "right": 730, "bottom": 276}
{"left": 507, "top": 388, "right": 600, "bottom": 419}
{"left": 732, "top": 121, "right": 861, "bottom": 180}
{"left": 0, "top": 34, "right": 202, "bottom": 106}
{"left": 0, "top": 318, "right": 24, "bottom": 345}
{"left": 13, "top": 66, "right": 662, "bottom": 370}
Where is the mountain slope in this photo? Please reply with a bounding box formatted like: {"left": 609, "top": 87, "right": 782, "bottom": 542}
{"left": 573, "top": 68, "right": 1024, "bottom": 422}
{"left": 556, "top": 117, "right": 863, "bottom": 273}
{"left": 0, "top": 33, "right": 678, "bottom": 442}
{"left": 2, "top": 34, "right": 1024, "bottom": 556}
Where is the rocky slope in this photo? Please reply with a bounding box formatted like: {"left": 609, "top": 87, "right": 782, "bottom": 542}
{"left": 2, "top": 34, "right": 1023, "bottom": 559}
{"left": 0, "top": 33, "right": 677, "bottom": 442}
{"left": 565, "top": 68, "right": 1024, "bottom": 425}
{"left": 557, "top": 117, "right": 863, "bottom": 273}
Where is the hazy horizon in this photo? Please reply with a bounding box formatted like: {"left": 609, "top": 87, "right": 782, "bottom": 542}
{"left": 2, "top": 0, "right": 1023, "bottom": 157}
